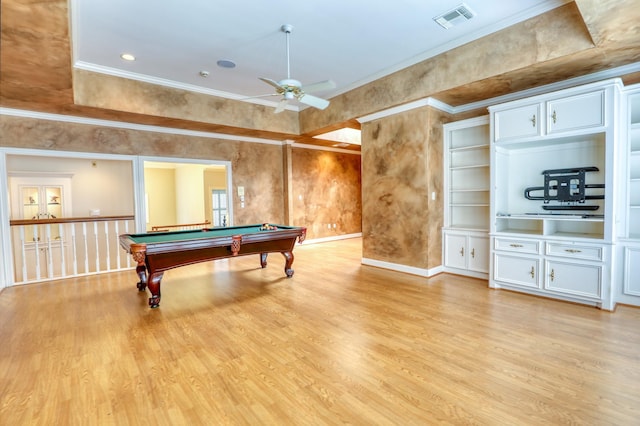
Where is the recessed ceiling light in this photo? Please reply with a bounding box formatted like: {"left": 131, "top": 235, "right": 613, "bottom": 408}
{"left": 120, "top": 53, "right": 136, "bottom": 61}
{"left": 217, "top": 59, "right": 236, "bottom": 69}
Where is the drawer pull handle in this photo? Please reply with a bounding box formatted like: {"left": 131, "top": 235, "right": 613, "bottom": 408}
{"left": 471, "top": 248, "right": 475, "bottom": 259}
{"left": 550, "top": 269, "right": 555, "bottom": 282}
{"left": 551, "top": 110, "right": 557, "bottom": 124}
{"left": 510, "top": 244, "right": 524, "bottom": 248}
{"left": 460, "top": 247, "right": 464, "bottom": 257}
{"left": 529, "top": 267, "right": 535, "bottom": 279}
{"left": 530, "top": 115, "right": 536, "bottom": 127}
{"left": 565, "top": 249, "right": 582, "bottom": 254}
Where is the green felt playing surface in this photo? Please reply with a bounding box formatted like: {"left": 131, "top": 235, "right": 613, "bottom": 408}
{"left": 126, "top": 224, "right": 295, "bottom": 244}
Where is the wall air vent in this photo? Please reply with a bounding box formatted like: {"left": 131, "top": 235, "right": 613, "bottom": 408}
{"left": 433, "top": 3, "right": 476, "bottom": 29}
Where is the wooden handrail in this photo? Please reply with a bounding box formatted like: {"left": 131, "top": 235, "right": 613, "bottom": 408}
{"left": 9, "top": 215, "right": 135, "bottom": 226}
{"left": 151, "top": 220, "right": 211, "bottom": 232}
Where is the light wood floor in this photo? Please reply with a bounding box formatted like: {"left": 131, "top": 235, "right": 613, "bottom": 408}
{"left": 1, "top": 238, "right": 639, "bottom": 425}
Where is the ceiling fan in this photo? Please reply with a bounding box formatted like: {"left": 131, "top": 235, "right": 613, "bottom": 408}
{"left": 258, "top": 24, "right": 335, "bottom": 113}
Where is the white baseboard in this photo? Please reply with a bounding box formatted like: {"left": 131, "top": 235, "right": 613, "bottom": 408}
{"left": 301, "top": 233, "right": 362, "bottom": 245}
{"left": 361, "top": 257, "right": 443, "bottom": 278}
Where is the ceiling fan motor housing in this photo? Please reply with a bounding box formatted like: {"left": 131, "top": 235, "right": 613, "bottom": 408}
{"left": 256, "top": 23, "right": 332, "bottom": 112}
{"left": 279, "top": 78, "right": 302, "bottom": 88}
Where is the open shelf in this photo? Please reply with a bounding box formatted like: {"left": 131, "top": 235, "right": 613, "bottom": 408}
{"left": 451, "top": 189, "right": 489, "bottom": 205}
{"left": 450, "top": 143, "right": 488, "bottom": 152}
{"left": 449, "top": 124, "right": 490, "bottom": 150}
{"left": 493, "top": 136, "right": 606, "bottom": 230}
{"left": 452, "top": 205, "right": 489, "bottom": 230}
{"left": 450, "top": 148, "right": 489, "bottom": 169}
{"left": 495, "top": 215, "right": 604, "bottom": 239}
{"left": 630, "top": 152, "right": 640, "bottom": 180}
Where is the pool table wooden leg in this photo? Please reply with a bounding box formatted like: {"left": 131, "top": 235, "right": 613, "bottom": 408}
{"left": 147, "top": 272, "right": 164, "bottom": 308}
{"left": 282, "top": 251, "right": 294, "bottom": 277}
{"left": 136, "top": 264, "right": 147, "bottom": 292}
{"left": 260, "top": 252, "right": 268, "bottom": 268}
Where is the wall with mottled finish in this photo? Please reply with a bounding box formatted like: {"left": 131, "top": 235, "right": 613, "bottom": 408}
{"left": 73, "top": 69, "right": 300, "bottom": 135}
{"left": 361, "top": 106, "right": 450, "bottom": 269}
{"left": 1, "top": 115, "right": 362, "bottom": 240}
{"left": 291, "top": 148, "right": 361, "bottom": 239}
{"left": 0, "top": 115, "right": 285, "bottom": 226}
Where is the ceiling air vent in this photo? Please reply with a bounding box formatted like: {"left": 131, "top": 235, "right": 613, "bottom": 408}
{"left": 433, "top": 3, "right": 476, "bottom": 29}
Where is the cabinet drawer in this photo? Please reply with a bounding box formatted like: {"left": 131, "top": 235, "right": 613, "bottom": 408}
{"left": 494, "top": 237, "right": 540, "bottom": 254}
{"left": 544, "top": 260, "right": 602, "bottom": 299}
{"left": 494, "top": 253, "right": 540, "bottom": 289}
{"left": 546, "top": 90, "right": 605, "bottom": 135}
{"left": 545, "top": 242, "right": 603, "bottom": 261}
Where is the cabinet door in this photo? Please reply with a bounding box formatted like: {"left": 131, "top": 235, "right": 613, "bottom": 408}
{"left": 623, "top": 246, "right": 640, "bottom": 297}
{"left": 11, "top": 176, "right": 72, "bottom": 220}
{"left": 494, "top": 253, "right": 540, "bottom": 289}
{"left": 444, "top": 233, "right": 467, "bottom": 269}
{"left": 546, "top": 90, "right": 604, "bottom": 135}
{"left": 467, "top": 235, "right": 489, "bottom": 273}
{"left": 544, "top": 259, "right": 602, "bottom": 299}
{"left": 494, "top": 103, "right": 541, "bottom": 142}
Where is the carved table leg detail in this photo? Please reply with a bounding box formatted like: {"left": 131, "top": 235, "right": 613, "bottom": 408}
{"left": 147, "top": 272, "right": 164, "bottom": 308}
{"left": 282, "top": 251, "right": 294, "bottom": 277}
{"left": 136, "top": 264, "right": 148, "bottom": 291}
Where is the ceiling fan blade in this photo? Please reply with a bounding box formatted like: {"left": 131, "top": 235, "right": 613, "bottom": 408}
{"left": 301, "top": 79, "right": 336, "bottom": 94}
{"left": 259, "top": 77, "right": 283, "bottom": 90}
{"left": 240, "top": 93, "right": 280, "bottom": 100}
{"left": 274, "top": 98, "right": 289, "bottom": 114}
{"left": 298, "top": 93, "right": 330, "bottom": 110}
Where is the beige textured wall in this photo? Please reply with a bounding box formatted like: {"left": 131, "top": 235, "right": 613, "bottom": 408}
{"left": 291, "top": 148, "right": 361, "bottom": 238}
{"left": 73, "top": 69, "right": 300, "bottom": 135}
{"left": 361, "top": 106, "right": 451, "bottom": 270}
{"left": 1, "top": 115, "right": 362, "bottom": 240}
{"left": 203, "top": 168, "right": 228, "bottom": 225}
{"left": 6, "top": 154, "right": 134, "bottom": 217}
{"left": 0, "top": 115, "right": 285, "bottom": 227}
{"left": 144, "top": 168, "right": 177, "bottom": 230}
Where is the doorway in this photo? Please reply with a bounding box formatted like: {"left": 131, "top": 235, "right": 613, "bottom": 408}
{"left": 143, "top": 160, "right": 231, "bottom": 230}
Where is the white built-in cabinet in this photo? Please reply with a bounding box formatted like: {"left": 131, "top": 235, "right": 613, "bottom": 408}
{"left": 616, "top": 85, "right": 640, "bottom": 306}
{"left": 443, "top": 116, "right": 490, "bottom": 279}
{"left": 488, "top": 79, "right": 623, "bottom": 310}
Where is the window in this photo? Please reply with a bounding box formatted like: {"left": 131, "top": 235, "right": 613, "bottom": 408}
{"left": 211, "top": 189, "right": 228, "bottom": 227}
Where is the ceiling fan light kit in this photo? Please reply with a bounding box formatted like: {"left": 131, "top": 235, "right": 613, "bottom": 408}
{"left": 256, "top": 24, "right": 335, "bottom": 113}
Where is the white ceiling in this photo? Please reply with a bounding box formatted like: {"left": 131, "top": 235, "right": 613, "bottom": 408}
{"left": 71, "top": 0, "right": 570, "bottom": 111}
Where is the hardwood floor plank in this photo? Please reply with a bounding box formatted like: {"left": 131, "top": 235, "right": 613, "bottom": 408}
{"left": 0, "top": 238, "right": 639, "bottom": 425}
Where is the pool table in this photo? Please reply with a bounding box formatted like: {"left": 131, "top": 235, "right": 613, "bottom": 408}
{"left": 119, "top": 224, "right": 306, "bottom": 308}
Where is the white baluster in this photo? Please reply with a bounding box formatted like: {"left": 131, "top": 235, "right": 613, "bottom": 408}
{"left": 94, "top": 221, "right": 100, "bottom": 272}
{"left": 71, "top": 222, "right": 78, "bottom": 275}
{"left": 46, "top": 223, "right": 53, "bottom": 278}
{"left": 104, "top": 221, "right": 111, "bottom": 271}
{"left": 82, "top": 222, "right": 89, "bottom": 273}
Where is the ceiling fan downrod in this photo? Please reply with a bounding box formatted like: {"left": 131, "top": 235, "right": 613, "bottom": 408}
{"left": 282, "top": 24, "right": 293, "bottom": 80}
